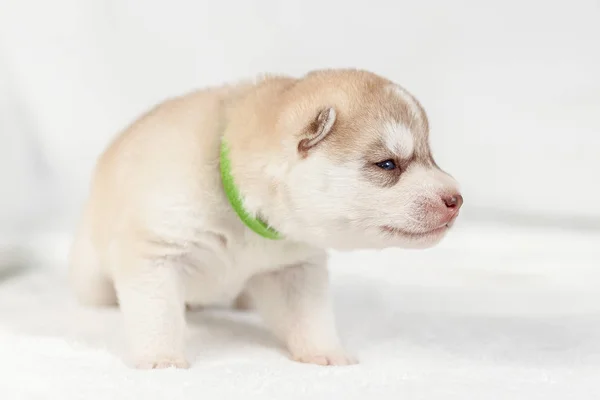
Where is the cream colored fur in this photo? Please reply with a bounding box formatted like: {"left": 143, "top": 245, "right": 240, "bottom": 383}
{"left": 69, "top": 69, "right": 462, "bottom": 369}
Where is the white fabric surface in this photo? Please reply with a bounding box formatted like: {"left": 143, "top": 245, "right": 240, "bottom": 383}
{"left": 1, "top": 224, "right": 599, "bottom": 399}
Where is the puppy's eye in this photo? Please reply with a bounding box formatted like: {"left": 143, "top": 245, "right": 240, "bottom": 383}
{"left": 375, "top": 159, "right": 397, "bottom": 171}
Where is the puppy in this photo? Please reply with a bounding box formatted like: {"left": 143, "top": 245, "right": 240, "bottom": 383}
{"left": 69, "top": 69, "right": 462, "bottom": 369}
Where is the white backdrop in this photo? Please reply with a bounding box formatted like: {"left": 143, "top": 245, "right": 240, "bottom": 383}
{"left": 1, "top": 0, "right": 599, "bottom": 234}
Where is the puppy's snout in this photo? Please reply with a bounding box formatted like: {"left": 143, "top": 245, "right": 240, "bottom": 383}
{"left": 443, "top": 194, "right": 463, "bottom": 210}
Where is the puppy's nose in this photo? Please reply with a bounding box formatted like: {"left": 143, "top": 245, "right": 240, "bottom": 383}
{"left": 443, "top": 194, "right": 463, "bottom": 210}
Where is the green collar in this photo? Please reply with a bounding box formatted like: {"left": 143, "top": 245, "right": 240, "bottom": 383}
{"left": 220, "top": 140, "right": 283, "bottom": 240}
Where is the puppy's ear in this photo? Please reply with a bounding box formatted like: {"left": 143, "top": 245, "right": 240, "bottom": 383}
{"left": 298, "top": 107, "right": 336, "bottom": 155}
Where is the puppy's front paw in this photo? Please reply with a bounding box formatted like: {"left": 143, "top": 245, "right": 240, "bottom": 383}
{"left": 134, "top": 356, "right": 190, "bottom": 370}
{"left": 292, "top": 351, "right": 358, "bottom": 366}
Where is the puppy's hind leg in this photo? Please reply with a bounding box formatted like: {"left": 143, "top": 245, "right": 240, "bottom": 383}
{"left": 113, "top": 248, "right": 189, "bottom": 369}
{"left": 69, "top": 219, "right": 117, "bottom": 307}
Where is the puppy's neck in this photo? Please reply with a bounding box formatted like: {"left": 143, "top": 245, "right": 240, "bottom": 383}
{"left": 220, "top": 139, "right": 282, "bottom": 240}
{"left": 221, "top": 76, "right": 296, "bottom": 239}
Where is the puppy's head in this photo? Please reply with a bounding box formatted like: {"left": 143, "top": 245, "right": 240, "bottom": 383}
{"left": 269, "top": 69, "right": 462, "bottom": 250}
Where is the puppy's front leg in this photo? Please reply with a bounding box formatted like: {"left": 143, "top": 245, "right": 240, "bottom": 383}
{"left": 114, "top": 253, "right": 189, "bottom": 369}
{"left": 246, "top": 256, "right": 356, "bottom": 366}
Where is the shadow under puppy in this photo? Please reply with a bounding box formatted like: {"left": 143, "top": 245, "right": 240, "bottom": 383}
{"left": 69, "top": 69, "right": 463, "bottom": 369}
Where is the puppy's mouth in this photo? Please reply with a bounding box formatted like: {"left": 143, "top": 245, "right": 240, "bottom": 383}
{"left": 380, "top": 224, "right": 450, "bottom": 239}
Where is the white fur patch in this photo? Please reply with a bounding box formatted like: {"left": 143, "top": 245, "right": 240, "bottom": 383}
{"left": 382, "top": 121, "right": 414, "bottom": 159}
